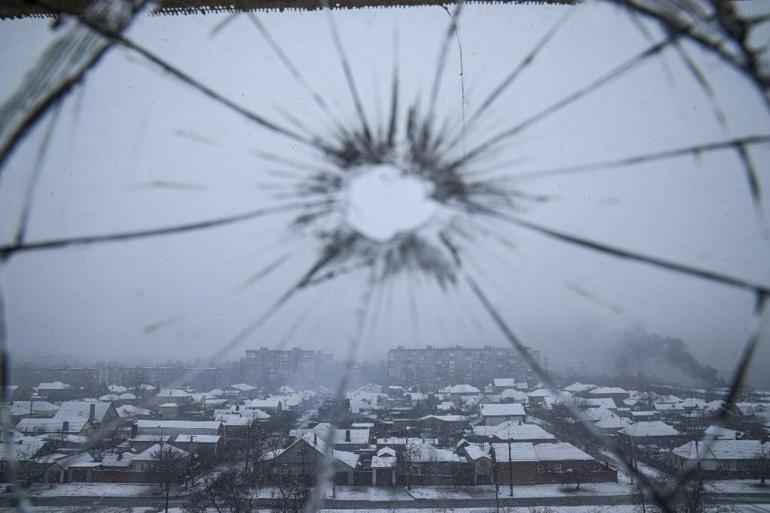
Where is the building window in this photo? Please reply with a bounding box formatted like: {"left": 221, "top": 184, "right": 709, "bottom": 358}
{"left": 554, "top": 464, "right": 562, "bottom": 472}
{"left": 536, "top": 465, "right": 544, "bottom": 473}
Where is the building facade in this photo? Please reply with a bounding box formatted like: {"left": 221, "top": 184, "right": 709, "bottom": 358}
{"left": 388, "top": 346, "right": 538, "bottom": 390}
{"left": 244, "top": 347, "right": 335, "bottom": 390}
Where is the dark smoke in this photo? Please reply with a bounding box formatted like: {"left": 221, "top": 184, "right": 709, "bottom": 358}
{"left": 612, "top": 327, "right": 724, "bottom": 386}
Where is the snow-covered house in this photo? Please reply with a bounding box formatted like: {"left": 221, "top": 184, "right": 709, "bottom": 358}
{"left": 416, "top": 414, "right": 467, "bottom": 434}
{"left": 480, "top": 403, "right": 525, "bottom": 425}
{"left": 129, "top": 443, "right": 189, "bottom": 475}
{"left": 16, "top": 401, "right": 119, "bottom": 436}
{"left": 34, "top": 381, "right": 75, "bottom": 401}
{"left": 492, "top": 442, "right": 617, "bottom": 485}
{"left": 492, "top": 378, "right": 517, "bottom": 393}
{"left": 172, "top": 433, "right": 223, "bottom": 458}
{"left": 0, "top": 435, "right": 49, "bottom": 482}
{"left": 527, "top": 389, "right": 552, "bottom": 407}
{"left": 153, "top": 388, "right": 194, "bottom": 405}
{"left": 371, "top": 447, "right": 397, "bottom": 486}
{"left": 501, "top": 389, "right": 528, "bottom": 404}
{"left": 667, "top": 439, "right": 770, "bottom": 478}
{"left": 135, "top": 420, "right": 224, "bottom": 439}
{"left": 457, "top": 441, "right": 494, "bottom": 485}
{"left": 270, "top": 431, "right": 359, "bottom": 485}
{"left": 399, "top": 440, "right": 466, "bottom": 485}
{"left": 440, "top": 384, "right": 481, "bottom": 402}
{"left": 618, "top": 421, "right": 682, "bottom": 450}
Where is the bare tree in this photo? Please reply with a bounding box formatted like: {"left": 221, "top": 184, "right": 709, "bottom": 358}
{"left": 187, "top": 467, "right": 258, "bottom": 513}
{"left": 396, "top": 441, "right": 418, "bottom": 488}
{"left": 149, "top": 443, "right": 188, "bottom": 513}
{"left": 14, "top": 446, "right": 51, "bottom": 488}
{"left": 273, "top": 470, "right": 312, "bottom": 513}
{"left": 756, "top": 444, "right": 770, "bottom": 487}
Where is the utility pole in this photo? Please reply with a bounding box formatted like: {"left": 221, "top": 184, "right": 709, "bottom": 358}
{"left": 507, "top": 429, "right": 513, "bottom": 497}
{"left": 492, "top": 444, "right": 500, "bottom": 513}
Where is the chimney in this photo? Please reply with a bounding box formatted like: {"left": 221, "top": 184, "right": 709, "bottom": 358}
{"left": 345, "top": 429, "right": 351, "bottom": 442}
{"left": 89, "top": 403, "right": 96, "bottom": 422}
{"left": 62, "top": 420, "right": 70, "bottom": 433}
{"left": 130, "top": 423, "right": 138, "bottom": 438}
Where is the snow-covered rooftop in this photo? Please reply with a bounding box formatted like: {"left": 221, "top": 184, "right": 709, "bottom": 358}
{"left": 493, "top": 442, "right": 594, "bottom": 462}
{"left": 175, "top": 434, "right": 221, "bottom": 444}
{"left": 35, "top": 381, "right": 72, "bottom": 390}
{"left": 133, "top": 443, "right": 189, "bottom": 461}
{"left": 408, "top": 441, "right": 463, "bottom": 463}
{"left": 8, "top": 401, "right": 59, "bottom": 416}
{"left": 137, "top": 420, "right": 222, "bottom": 431}
{"left": 672, "top": 439, "right": 770, "bottom": 460}
{"left": 55, "top": 401, "right": 113, "bottom": 423}
{"left": 472, "top": 421, "right": 555, "bottom": 441}
{"left": 620, "top": 421, "right": 680, "bottom": 437}
{"left": 480, "top": 403, "right": 525, "bottom": 417}
{"left": 563, "top": 383, "right": 597, "bottom": 393}
{"left": 230, "top": 383, "right": 257, "bottom": 392}
{"left": 590, "top": 387, "right": 627, "bottom": 395}
{"left": 371, "top": 447, "right": 397, "bottom": 468}
{"left": 440, "top": 384, "right": 481, "bottom": 394}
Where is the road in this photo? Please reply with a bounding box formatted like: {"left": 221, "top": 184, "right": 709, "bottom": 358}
{"left": 6, "top": 491, "right": 770, "bottom": 509}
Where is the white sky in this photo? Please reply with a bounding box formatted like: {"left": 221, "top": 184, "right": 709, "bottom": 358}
{"left": 0, "top": 2, "right": 769, "bottom": 385}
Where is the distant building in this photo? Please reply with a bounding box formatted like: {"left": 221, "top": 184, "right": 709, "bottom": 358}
{"left": 11, "top": 368, "right": 101, "bottom": 390}
{"left": 388, "top": 346, "right": 538, "bottom": 389}
{"left": 244, "top": 347, "right": 334, "bottom": 390}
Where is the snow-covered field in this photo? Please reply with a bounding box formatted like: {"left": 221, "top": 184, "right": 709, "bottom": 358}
{"left": 28, "top": 483, "right": 156, "bottom": 497}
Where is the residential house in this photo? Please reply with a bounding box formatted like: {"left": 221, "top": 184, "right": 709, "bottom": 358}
{"left": 371, "top": 447, "right": 397, "bottom": 486}
{"left": 492, "top": 442, "right": 617, "bottom": 485}
{"left": 618, "top": 421, "right": 682, "bottom": 452}
{"left": 270, "top": 431, "right": 359, "bottom": 485}
{"left": 399, "top": 440, "right": 467, "bottom": 485}
{"left": 667, "top": 439, "right": 770, "bottom": 479}
{"left": 492, "top": 378, "right": 517, "bottom": 394}
{"left": 416, "top": 415, "right": 467, "bottom": 435}
{"left": 457, "top": 441, "right": 494, "bottom": 485}
{"left": 172, "top": 434, "right": 222, "bottom": 458}
{"left": 480, "top": 403, "right": 526, "bottom": 426}
{"left": 34, "top": 381, "right": 76, "bottom": 402}
{"left": 135, "top": 420, "right": 224, "bottom": 439}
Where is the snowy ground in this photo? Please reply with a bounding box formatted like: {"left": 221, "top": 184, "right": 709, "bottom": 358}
{"left": 22, "top": 480, "right": 770, "bottom": 499}
{"left": 708, "top": 480, "right": 770, "bottom": 494}
{"left": 6, "top": 506, "right": 770, "bottom": 513}
{"left": 28, "top": 483, "right": 157, "bottom": 497}
{"left": 404, "top": 483, "right": 632, "bottom": 499}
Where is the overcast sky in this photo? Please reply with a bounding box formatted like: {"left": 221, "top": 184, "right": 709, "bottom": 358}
{"left": 0, "top": 2, "right": 769, "bottom": 385}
